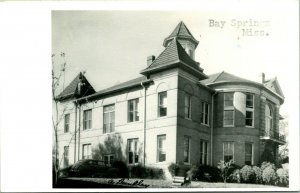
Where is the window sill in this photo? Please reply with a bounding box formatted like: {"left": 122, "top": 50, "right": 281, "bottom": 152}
{"left": 245, "top": 125, "right": 255, "bottom": 128}
{"left": 223, "top": 125, "right": 234, "bottom": 127}
{"left": 201, "top": 123, "right": 210, "bottom": 127}
{"left": 185, "top": 117, "right": 192, "bottom": 121}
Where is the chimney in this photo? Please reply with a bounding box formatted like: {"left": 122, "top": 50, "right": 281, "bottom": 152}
{"left": 147, "top": 55, "right": 155, "bottom": 66}
{"left": 261, "top": 73, "right": 265, "bottom": 83}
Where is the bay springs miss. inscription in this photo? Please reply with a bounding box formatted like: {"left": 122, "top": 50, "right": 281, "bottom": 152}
{"left": 209, "top": 19, "right": 271, "bottom": 37}
{"left": 107, "top": 178, "right": 149, "bottom": 188}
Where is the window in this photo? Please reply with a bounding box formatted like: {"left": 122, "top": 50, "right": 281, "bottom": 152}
{"left": 82, "top": 144, "right": 91, "bottom": 159}
{"left": 188, "top": 49, "right": 194, "bottom": 59}
{"left": 184, "top": 136, "right": 190, "bottom": 163}
{"left": 224, "top": 93, "right": 234, "bottom": 126}
{"left": 83, "top": 109, "right": 92, "bottom": 130}
{"left": 63, "top": 146, "right": 69, "bottom": 167}
{"left": 158, "top": 92, "right": 167, "bottom": 117}
{"left": 201, "top": 102, "right": 210, "bottom": 125}
{"left": 157, "top": 135, "right": 166, "bottom": 162}
{"left": 223, "top": 142, "right": 234, "bottom": 162}
{"left": 245, "top": 143, "right": 253, "bottom": 165}
{"left": 184, "top": 94, "right": 192, "bottom": 119}
{"left": 64, "top": 114, "right": 70, "bottom": 133}
{"left": 103, "top": 105, "right": 115, "bottom": 133}
{"left": 200, "top": 140, "right": 208, "bottom": 165}
{"left": 104, "top": 154, "right": 114, "bottom": 166}
{"left": 128, "top": 138, "right": 139, "bottom": 164}
{"left": 265, "top": 104, "right": 273, "bottom": 131}
{"left": 245, "top": 94, "right": 254, "bottom": 127}
{"left": 128, "top": 99, "right": 139, "bottom": 122}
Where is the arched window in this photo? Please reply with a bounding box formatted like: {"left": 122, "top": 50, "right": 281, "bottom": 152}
{"left": 265, "top": 104, "right": 273, "bottom": 132}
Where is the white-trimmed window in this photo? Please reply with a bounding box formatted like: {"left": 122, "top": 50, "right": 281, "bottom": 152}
{"left": 103, "top": 104, "right": 115, "bottom": 133}
{"left": 245, "top": 142, "right": 253, "bottom": 165}
{"left": 128, "top": 99, "right": 139, "bottom": 122}
{"left": 184, "top": 94, "right": 192, "bottom": 119}
{"left": 64, "top": 114, "right": 70, "bottom": 133}
{"left": 158, "top": 92, "right": 167, "bottom": 117}
{"left": 265, "top": 104, "right": 273, "bottom": 131}
{"left": 157, "top": 135, "right": 166, "bottom": 162}
{"left": 63, "top": 146, "right": 69, "bottom": 167}
{"left": 201, "top": 102, "right": 210, "bottom": 125}
{"left": 82, "top": 144, "right": 91, "bottom": 159}
{"left": 223, "top": 142, "right": 234, "bottom": 162}
{"left": 200, "top": 140, "right": 208, "bottom": 165}
{"left": 128, "top": 138, "right": 139, "bottom": 164}
{"left": 224, "top": 93, "right": 234, "bottom": 127}
{"left": 184, "top": 136, "right": 191, "bottom": 163}
{"left": 104, "top": 154, "right": 114, "bottom": 166}
{"left": 83, "top": 109, "right": 92, "bottom": 130}
{"left": 245, "top": 93, "right": 254, "bottom": 127}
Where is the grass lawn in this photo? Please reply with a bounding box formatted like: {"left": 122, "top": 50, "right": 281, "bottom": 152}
{"left": 66, "top": 177, "right": 285, "bottom": 188}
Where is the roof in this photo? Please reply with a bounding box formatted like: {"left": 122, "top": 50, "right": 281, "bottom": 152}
{"left": 201, "top": 71, "right": 257, "bottom": 85}
{"left": 79, "top": 76, "right": 149, "bottom": 101}
{"left": 264, "top": 77, "right": 284, "bottom": 98}
{"left": 163, "top": 21, "right": 199, "bottom": 47}
{"left": 56, "top": 72, "right": 95, "bottom": 101}
{"left": 140, "top": 39, "right": 207, "bottom": 79}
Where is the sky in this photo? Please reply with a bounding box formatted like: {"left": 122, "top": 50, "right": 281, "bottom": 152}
{"left": 52, "top": 7, "right": 298, "bottom": 117}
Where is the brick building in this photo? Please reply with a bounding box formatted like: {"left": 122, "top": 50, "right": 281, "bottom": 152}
{"left": 55, "top": 21, "right": 285, "bottom": 170}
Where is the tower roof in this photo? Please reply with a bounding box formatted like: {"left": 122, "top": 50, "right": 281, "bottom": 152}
{"left": 141, "top": 39, "right": 207, "bottom": 79}
{"left": 163, "top": 21, "right": 199, "bottom": 47}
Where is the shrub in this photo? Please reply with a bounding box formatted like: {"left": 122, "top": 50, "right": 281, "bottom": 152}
{"left": 168, "top": 163, "right": 179, "bottom": 177}
{"left": 240, "top": 165, "right": 256, "bottom": 183}
{"left": 112, "top": 161, "right": 129, "bottom": 178}
{"left": 228, "top": 169, "right": 240, "bottom": 183}
{"left": 252, "top": 166, "right": 263, "bottom": 184}
{"left": 262, "top": 165, "right": 277, "bottom": 185}
{"left": 186, "top": 165, "right": 198, "bottom": 180}
{"left": 198, "top": 165, "right": 222, "bottom": 182}
{"left": 276, "top": 167, "right": 289, "bottom": 187}
{"left": 261, "top": 161, "right": 275, "bottom": 171}
{"left": 129, "top": 164, "right": 164, "bottom": 179}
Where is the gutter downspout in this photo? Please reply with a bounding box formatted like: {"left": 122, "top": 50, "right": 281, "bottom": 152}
{"left": 78, "top": 104, "right": 81, "bottom": 161}
{"left": 74, "top": 102, "right": 78, "bottom": 163}
{"left": 141, "top": 82, "right": 147, "bottom": 166}
{"left": 210, "top": 91, "right": 218, "bottom": 166}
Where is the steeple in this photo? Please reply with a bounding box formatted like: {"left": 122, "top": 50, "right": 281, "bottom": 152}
{"left": 163, "top": 21, "right": 199, "bottom": 59}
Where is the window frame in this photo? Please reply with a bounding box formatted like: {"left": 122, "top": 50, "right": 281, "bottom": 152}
{"left": 157, "top": 135, "right": 166, "bottom": 163}
{"left": 200, "top": 140, "right": 208, "bottom": 165}
{"left": 82, "top": 144, "right": 92, "bottom": 160}
{"left": 83, "top": 109, "right": 92, "bottom": 130}
{"left": 201, "top": 102, "right": 210, "bottom": 126}
{"left": 104, "top": 154, "right": 114, "bottom": 166}
{"left": 63, "top": 146, "right": 69, "bottom": 167}
{"left": 223, "top": 93, "right": 235, "bottom": 127}
{"left": 128, "top": 98, "right": 139, "bottom": 123}
{"left": 265, "top": 103, "right": 273, "bottom": 132}
{"left": 128, "top": 138, "right": 139, "bottom": 164}
{"left": 103, "top": 104, "right": 115, "bottom": 133}
{"left": 245, "top": 93, "right": 254, "bottom": 127}
{"left": 245, "top": 142, "right": 254, "bottom": 165}
{"left": 223, "top": 142, "right": 234, "bottom": 162}
{"left": 158, "top": 91, "right": 167, "bottom": 117}
{"left": 183, "top": 136, "right": 191, "bottom": 164}
{"left": 184, "top": 93, "right": 192, "bottom": 119}
{"left": 64, "top": 113, "right": 70, "bottom": 133}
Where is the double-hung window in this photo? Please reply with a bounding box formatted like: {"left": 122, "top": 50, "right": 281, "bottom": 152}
{"left": 63, "top": 146, "right": 69, "bottom": 167}
{"left": 224, "top": 93, "right": 234, "bottom": 127}
{"left": 245, "top": 142, "right": 253, "bottom": 165}
{"left": 184, "top": 136, "right": 191, "bottom": 163}
{"left": 223, "top": 142, "right": 234, "bottom": 162}
{"left": 158, "top": 92, "right": 167, "bottom": 117}
{"left": 103, "top": 105, "right": 115, "bottom": 133}
{"left": 157, "top": 135, "right": 166, "bottom": 162}
{"left": 128, "top": 138, "right": 139, "bottom": 164}
{"left": 184, "top": 94, "right": 192, "bottom": 119}
{"left": 128, "top": 99, "right": 139, "bottom": 122}
{"left": 200, "top": 140, "right": 208, "bottom": 165}
{"left": 82, "top": 144, "right": 91, "bottom": 159}
{"left": 64, "top": 114, "right": 70, "bottom": 133}
{"left": 83, "top": 109, "right": 92, "bottom": 130}
{"left": 104, "top": 154, "right": 114, "bottom": 166}
{"left": 265, "top": 104, "right": 273, "bottom": 133}
{"left": 245, "top": 94, "right": 254, "bottom": 127}
{"left": 201, "top": 102, "right": 209, "bottom": 125}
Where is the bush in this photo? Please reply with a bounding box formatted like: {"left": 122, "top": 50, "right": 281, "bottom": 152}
{"left": 168, "top": 163, "right": 179, "bottom": 177}
{"left": 129, "top": 164, "right": 164, "bottom": 179}
{"left": 112, "top": 161, "right": 129, "bottom": 178}
{"left": 276, "top": 167, "right": 289, "bottom": 187}
{"left": 240, "top": 165, "right": 256, "bottom": 183}
{"left": 262, "top": 165, "right": 277, "bottom": 185}
{"left": 187, "top": 165, "right": 222, "bottom": 182}
{"left": 228, "top": 169, "right": 240, "bottom": 183}
{"left": 252, "top": 166, "right": 263, "bottom": 184}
